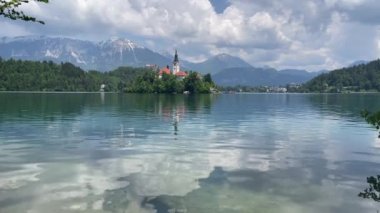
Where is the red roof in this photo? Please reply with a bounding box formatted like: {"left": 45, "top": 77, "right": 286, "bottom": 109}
{"left": 175, "top": 71, "right": 188, "bottom": 77}
{"left": 159, "top": 67, "right": 171, "bottom": 75}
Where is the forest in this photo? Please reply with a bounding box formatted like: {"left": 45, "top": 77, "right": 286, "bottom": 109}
{"left": 0, "top": 58, "right": 215, "bottom": 94}
{"left": 126, "top": 71, "right": 215, "bottom": 94}
{"left": 302, "top": 59, "right": 380, "bottom": 93}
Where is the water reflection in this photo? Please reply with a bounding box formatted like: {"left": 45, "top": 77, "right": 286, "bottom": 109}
{"left": 142, "top": 166, "right": 341, "bottom": 213}
{"left": 0, "top": 93, "right": 379, "bottom": 213}
{"left": 99, "top": 164, "right": 375, "bottom": 213}
{"left": 307, "top": 94, "right": 380, "bottom": 121}
{"left": 359, "top": 175, "right": 380, "bottom": 202}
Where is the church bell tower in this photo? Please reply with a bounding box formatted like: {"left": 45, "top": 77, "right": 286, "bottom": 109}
{"left": 173, "top": 49, "right": 180, "bottom": 75}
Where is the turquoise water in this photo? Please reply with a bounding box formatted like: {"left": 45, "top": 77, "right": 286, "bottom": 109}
{"left": 0, "top": 93, "right": 379, "bottom": 213}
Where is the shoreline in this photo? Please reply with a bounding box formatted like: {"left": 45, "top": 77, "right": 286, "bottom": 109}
{"left": 0, "top": 91, "right": 379, "bottom": 95}
{"left": 0, "top": 91, "right": 118, "bottom": 94}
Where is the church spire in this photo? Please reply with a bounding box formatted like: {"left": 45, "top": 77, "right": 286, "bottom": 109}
{"left": 174, "top": 49, "right": 179, "bottom": 63}
{"left": 173, "top": 49, "right": 180, "bottom": 74}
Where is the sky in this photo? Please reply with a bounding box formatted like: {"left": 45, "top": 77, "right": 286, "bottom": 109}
{"left": 1, "top": 0, "right": 380, "bottom": 71}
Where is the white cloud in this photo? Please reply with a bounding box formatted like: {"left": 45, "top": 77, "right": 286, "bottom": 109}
{"left": 1, "top": 0, "right": 380, "bottom": 70}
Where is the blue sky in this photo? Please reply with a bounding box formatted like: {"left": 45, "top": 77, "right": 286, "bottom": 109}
{"left": 1, "top": 0, "right": 380, "bottom": 71}
{"left": 209, "top": 0, "right": 231, "bottom": 14}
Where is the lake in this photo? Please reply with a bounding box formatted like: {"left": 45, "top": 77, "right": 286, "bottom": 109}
{"left": 0, "top": 93, "right": 379, "bottom": 213}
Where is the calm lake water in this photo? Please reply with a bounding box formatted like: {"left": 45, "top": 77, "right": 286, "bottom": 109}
{"left": 0, "top": 93, "right": 379, "bottom": 213}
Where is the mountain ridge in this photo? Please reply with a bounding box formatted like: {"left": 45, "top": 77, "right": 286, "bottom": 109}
{"left": 186, "top": 53, "right": 252, "bottom": 74}
{"left": 0, "top": 36, "right": 322, "bottom": 86}
{"left": 0, "top": 36, "right": 170, "bottom": 71}
{"left": 213, "top": 67, "right": 321, "bottom": 87}
{"left": 0, "top": 36, "right": 254, "bottom": 73}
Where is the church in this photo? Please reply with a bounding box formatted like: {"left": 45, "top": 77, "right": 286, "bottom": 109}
{"left": 158, "top": 50, "right": 188, "bottom": 79}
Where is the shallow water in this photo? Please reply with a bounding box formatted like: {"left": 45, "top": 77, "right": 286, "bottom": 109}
{"left": 0, "top": 93, "right": 379, "bottom": 213}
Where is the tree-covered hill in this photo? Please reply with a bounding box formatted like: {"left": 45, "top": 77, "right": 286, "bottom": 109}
{"left": 213, "top": 67, "right": 319, "bottom": 87}
{"left": 0, "top": 58, "right": 215, "bottom": 94}
{"left": 0, "top": 58, "right": 151, "bottom": 92}
{"left": 303, "top": 59, "right": 380, "bottom": 92}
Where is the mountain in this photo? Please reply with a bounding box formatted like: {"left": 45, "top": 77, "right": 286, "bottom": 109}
{"left": 303, "top": 59, "right": 380, "bottom": 92}
{"left": 0, "top": 36, "right": 97, "bottom": 67}
{"left": 279, "top": 69, "right": 316, "bottom": 77}
{"left": 95, "top": 38, "right": 171, "bottom": 70}
{"left": 0, "top": 35, "right": 324, "bottom": 87}
{"left": 0, "top": 36, "right": 255, "bottom": 73}
{"left": 0, "top": 36, "right": 171, "bottom": 71}
{"left": 185, "top": 53, "right": 252, "bottom": 74}
{"left": 213, "top": 67, "right": 320, "bottom": 86}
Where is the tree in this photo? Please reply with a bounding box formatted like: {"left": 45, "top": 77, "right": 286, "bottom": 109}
{"left": 183, "top": 72, "right": 200, "bottom": 94}
{"left": 361, "top": 110, "right": 380, "bottom": 138}
{"left": 203, "top": 73, "right": 213, "bottom": 84}
{"left": 359, "top": 176, "right": 380, "bottom": 202}
{"left": 359, "top": 110, "right": 380, "bottom": 204}
{"left": 0, "top": 0, "right": 48, "bottom": 24}
{"left": 303, "top": 59, "right": 380, "bottom": 93}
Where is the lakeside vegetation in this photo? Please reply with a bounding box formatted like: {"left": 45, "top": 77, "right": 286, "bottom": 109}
{"left": 0, "top": 58, "right": 215, "bottom": 94}
{"left": 359, "top": 110, "right": 380, "bottom": 203}
{"left": 301, "top": 60, "right": 380, "bottom": 93}
{"left": 1, "top": 57, "right": 380, "bottom": 94}
{"left": 218, "top": 85, "right": 289, "bottom": 93}
{"left": 126, "top": 71, "right": 215, "bottom": 94}
{"left": 219, "top": 59, "right": 380, "bottom": 93}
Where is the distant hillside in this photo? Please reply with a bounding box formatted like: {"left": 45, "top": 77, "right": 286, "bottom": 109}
{"left": 181, "top": 54, "right": 252, "bottom": 74}
{"left": 213, "top": 67, "right": 319, "bottom": 86}
{"left": 303, "top": 59, "right": 380, "bottom": 92}
{"left": 0, "top": 58, "right": 150, "bottom": 92}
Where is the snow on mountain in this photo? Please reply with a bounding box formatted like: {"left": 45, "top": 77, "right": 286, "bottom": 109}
{"left": 70, "top": 51, "right": 87, "bottom": 65}
{"left": 98, "top": 38, "right": 143, "bottom": 50}
{"left": 44, "top": 49, "right": 60, "bottom": 59}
